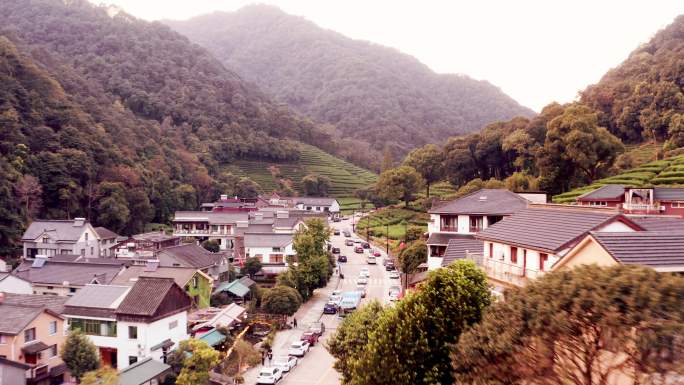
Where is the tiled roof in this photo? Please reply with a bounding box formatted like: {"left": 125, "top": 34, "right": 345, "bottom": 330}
{"left": 577, "top": 184, "right": 626, "bottom": 200}
{"left": 21, "top": 219, "right": 91, "bottom": 241}
{"left": 653, "top": 187, "right": 684, "bottom": 201}
{"left": 64, "top": 284, "right": 130, "bottom": 309}
{"left": 2, "top": 293, "right": 68, "bottom": 314}
{"left": 443, "top": 238, "right": 484, "bottom": 266}
{"left": 118, "top": 357, "right": 170, "bottom": 385}
{"left": 476, "top": 206, "right": 635, "bottom": 253}
{"left": 591, "top": 231, "right": 684, "bottom": 270}
{"left": 0, "top": 304, "right": 45, "bottom": 334}
{"left": 112, "top": 266, "right": 200, "bottom": 287}
{"left": 157, "top": 244, "right": 222, "bottom": 269}
{"left": 12, "top": 260, "right": 123, "bottom": 286}
{"left": 428, "top": 189, "right": 528, "bottom": 215}
{"left": 244, "top": 232, "right": 293, "bottom": 248}
{"left": 132, "top": 231, "right": 179, "bottom": 243}
{"left": 94, "top": 227, "right": 119, "bottom": 240}
{"left": 238, "top": 276, "right": 256, "bottom": 287}
{"left": 630, "top": 217, "right": 684, "bottom": 231}
{"left": 115, "top": 277, "right": 180, "bottom": 317}
{"left": 426, "top": 232, "right": 471, "bottom": 246}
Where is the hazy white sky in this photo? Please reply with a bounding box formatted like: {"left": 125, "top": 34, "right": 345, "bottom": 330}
{"left": 95, "top": 0, "right": 684, "bottom": 112}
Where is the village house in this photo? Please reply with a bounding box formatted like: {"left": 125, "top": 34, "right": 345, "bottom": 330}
{"left": 94, "top": 227, "right": 121, "bottom": 258}
{"left": 473, "top": 204, "right": 643, "bottom": 289}
{"left": 155, "top": 244, "right": 230, "bottom": 282}
{"left": 0, "top": 293, "right": 70, "bottom": 385}
{"left": 21, "top": 218, "right": 101, "bottom": 259}
{"left": 172, "top": 211, "right": 249, "bottom": 251}
{"left": 426, "top": 189, "right": 541, "bottom": 270}
{"left": 112, "top": 264, "right": 214, "bottom": 309}
{"left": 576, "top": 184, "right": 684, "bottom": 217}
{"left": 243, "top": 233, "right": 295, "bottom": 273}
{"left": 63, "top": 278, "right": 191, "bottom": 370}
{"left": 113, "top": 231, "right": 181, "bottom": 263}
{"left": 12, "top": 258, "right": 126, "bottom": 296}
{"left": 200, "top": 194, "right": 266, "bottom": 212}
{"left": 292, "top": 197, "right": 340, "bottom": 217}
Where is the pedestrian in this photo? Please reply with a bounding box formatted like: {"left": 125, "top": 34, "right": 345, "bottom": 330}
{"left": 267, "top": 350, "right": 273, "bottom": 364}
{"left": 293, "top": 317, "right": 298, "bottom": 328}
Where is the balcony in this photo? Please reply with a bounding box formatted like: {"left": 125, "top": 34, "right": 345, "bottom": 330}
{"left": 439, "top": 226, "right": 458, "bottom": 232}
{"left": 622, "top": 203, "right": 663, "bottom": 212}
{"left": 174, "top": 229, "right": 232, "bottom": 236}
{"left": 28, "top": 364, "right": 49, "bottom": 381}
{"left": 465, "top": 252, "right": 543, "bottom": 287}
{"left": 468, "top": 226, "right": 483, "bottom": 233}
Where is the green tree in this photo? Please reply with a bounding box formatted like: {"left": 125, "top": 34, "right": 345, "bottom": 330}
{"left": 327, "top": 300, "right": 385, "bottom": 383}
{"left": 261, "top": 285, "right": 302, "bottom": 315}
{"left": 452, "top": 265, "right": 684, "bottom": 385}
{"left": 403, "top": 144, "right": 444, "bottom": 197}
{"left": 301, "top": 174, "right": 331, "bottom": 196}
{"left": 13, "top": 174, "right": 43, "bottom": 220}
{"left": 666, "top": 112, "right": 684, "bottom": 149}
{"left": 96, "top": 182, "right": 130, "bottom": 233}
{"left": 176, "top": 339, "right": 221, "bottom": 385}
{"left": 61, "top": 331, "right": 100, "bottom": 381}
{"left": 398, "top": 240, "right": 427, "bottom": 290}
{"left": 345, "top": 261, "right": 490, "bottom": 385}
{"left": 241, "top": 257, "right": 262, "bottom": 278}
{"left": 174, "top": 184, "right": 198, "bottom": 210}
{"left": 234, "top": 177, "right": 261, "bottom": 198}
{"left": 376, "top": 166, "right": 423, "bottom": 207}
{"left": 380, "top": 147, "right": 394, "bottom": 172}
{"left": 201, "top": 239, "right": 220, "bottom": 252}
{"left": 80, "top": 367, "right": 118, "bottom": 385}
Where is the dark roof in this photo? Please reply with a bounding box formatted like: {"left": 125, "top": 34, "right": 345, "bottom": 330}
{"left": 116, "top": 277, "right": 189, "bottom": 317}
{"left": 427, "top": 232, "right": 473, "bottom": 246}
{"left": 21, "top": 219, "right": 91, "bottom": 241}
{"left": 112, "top": 266, "right": 203, "bottom": 287}
{"left": 0, "top": 304, "right": 56, "bottom": 334}
{"left": 630, "top": 217, "right": 684, "bottom": 231}
{"left": 157, "top": 244, "right": 221, "bottom": 269}
{"left": 477, "top": 207, "right": 638, "bottom": 253}
{"left": 2, "top": 293, "right": 68, "bottom": 314}
{"left": 22, "top": 341, "right": 49, "bottom": 354}
{"left": 577, "top": 184, "right": 625, "bottom": 201}
{"left": 443, "top": 238, "right": 484, "bottom": 265}
{"left": 118, "top": 357, "right": 170, "bottom": 385}
{"left": 428, "top": 189, "right": 528, "bottom": 215}
{"left": 94, "top": 227, "right": 119, "bottom": 239}
{"left": 12, "top": 260, "right": 123, "bottom": 286}
{"left": 653, "top": 187, "right": 684, "bottom": 201}
{"left": 589, "top": 231, "right": 684, "bottom": 270}
{"left": 244, "top": 232, "right": 293, "bottom": 248}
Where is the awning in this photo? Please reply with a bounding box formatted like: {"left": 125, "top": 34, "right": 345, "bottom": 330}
{"left": 150, "top": 339, "right": 174, "bottom": 351}
{"left": 21, "top": 341, "right": 49, "bottom": 354}
{"left": 198, "top": 329, "right": 226, "bottom": 347}
{"left": 212, "top": 280, "right": 249, "bottom": 297}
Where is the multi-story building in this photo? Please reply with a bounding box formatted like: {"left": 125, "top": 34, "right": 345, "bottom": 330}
{"left": 113, "top": 231, "right": 181, "bottom": 262}
{"left": 21, "top": 218, "right": 101, "bottom": 259}
{"left": 63, "top": 278, "right": 191, "bottom": 370}
{"left": 94, "top": 227, "right": 121, "bottom": 258}
{"left": 576, "top": 184, "right": 684, "bottom": 217}
{"left": 243, "top": 233, "right": 295, "bottom": 274}
{"left": 172, "top": 211, "right": 249, "bottom": 251}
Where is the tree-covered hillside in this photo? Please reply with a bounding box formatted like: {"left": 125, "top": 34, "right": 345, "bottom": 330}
{"left": 166, "top": 5, "right": 534, "bottom": 169}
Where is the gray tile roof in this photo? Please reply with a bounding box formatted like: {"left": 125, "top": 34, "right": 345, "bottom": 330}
{"left": 112, "top": 266, "right": 200, "bottom": 287}
{"left": 577, "top": 184, "right": 625, "bottom": 200}
{"left": 443, "top": 238, "right": 484, "bottom": 265}
{"left": 476, "top": 207, "right": 636, "bottom": 253}
{"left": 653, "top": 187, "right": 684, "bottom": 201}
{"left": 0, "top": 304, "right": 45, "bottom": 334}
{"left": 157, "top": 244, "right": 222, "bottom": 269}
{"left": 591, "top": 231, "right": 684, "bottom": 270}
{"left": 21, "top": 219, "right": 91, "bottom": 241}
{"left": 94, "top": 227, "right": 119, "bottom": 240}
{"left": 12, "top": 260, "right": 124, "bottom": 286}
{"left": 64, "top": 284, "right": 131, "bottom": 309}
{"left": 2, "top": 293, "right": 68, "bottom": 314}
{"left": 244, "top": 233, "right": 293, "bottom": 248}
{"left": 630, "top": 217, "right": 684, "bottom": 231}
{"left": 428, "top": 189, "right": 528, "bottom": 215}
{"left": 427, "top": 232, "right": 472, "bottom": 246}
{"left": 116, "top": 277, "right": 185, "bottom": 317}
{"left": 118, "top": 357, "right": 170, "bottom": 385}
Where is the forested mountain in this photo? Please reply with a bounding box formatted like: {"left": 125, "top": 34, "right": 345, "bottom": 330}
{"left": 0, "top": 0, "right": 354, "bottom": 255}
{"left": 166, "top": 5, "right": 534, "bottom": 167}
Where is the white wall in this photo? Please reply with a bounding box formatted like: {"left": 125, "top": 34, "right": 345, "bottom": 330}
{"left": 427, "top": 214, "right": 440, "bottom": 234}
{"left": 330, "top": 200, "right": 340, "bottom": 213}
{"left": 596, "top": 221, "right": 635, "bottom": 232}
{"left": 486, "top": 241, "right": 559, "bottom": 273}
{"left": 75, "top": 225, "right": 101, "bottom": 258}
{"left": 458, "top": 215, "right": 471, "bottom": 233}
{"left": 427, "top": 256, "right": 444, "bottom": 271}
{"left": 0, "top": 276, "right": 32, "bottom": 294}
{"left": 118, "top": 311, "right": 188, "bottom": 368}
{"left": 246, "top": 243, "right": 295, "bottom": 264}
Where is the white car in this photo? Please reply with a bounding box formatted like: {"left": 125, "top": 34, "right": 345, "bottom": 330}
{"left": 273, "top": 355, "right": 297, "bottom": 372}
{"left": 256, "top": 367, "right": 283, "bottom": 384}
{"left": 389, "top": 270, "right": 400, "bottom": 279}
{"left": 359, "top": 268, "right": 370, "bottom": 277}
{"left": 356, "top": 284, "right": 367, "bottom": 298}
{"left": 357, "top": 276, "right": 368, "bottom": 285}
{"left": 389, "top": 286, "right": 401, "bottom": 301}
{"left": 288, "top": 340, "right": 311, "bottom": 357}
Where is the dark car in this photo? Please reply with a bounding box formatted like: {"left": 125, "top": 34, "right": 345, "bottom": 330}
{"left": 345, "top": 239, "right": 354, "bottom": 246}
{"left": 354, "top": 246, "right": 364, "bottom": 254}
{"left": 323, "top": 301, "right": 338, "bottom": 314}
{"left": 343, "top": 231, "right": 351, "bottom": 237}
{"left": 337, "top": 255, "right": 347, "bottom": 262}
{"left": 334, "top": 229, "right": 341, "bottom": 235}
{"left": 385, "top": 261, "right": 395, "bottom": 271}
{"left": 331, "top": 247, "right": 341, "bottom": 255}
{"left": 362, "top": 242, "right": 371, "bottom": 249}
{"left": 300, "top": 331, "right": 319, "bottom": 346}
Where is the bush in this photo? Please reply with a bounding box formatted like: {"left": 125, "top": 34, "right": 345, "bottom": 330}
{"left": 262, "top": 285, "right": 302, "bottom": 315}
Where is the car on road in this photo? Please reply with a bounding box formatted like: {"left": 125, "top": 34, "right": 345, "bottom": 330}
{"left": 308, "top": 322, "right": 326, "bottom": 337}
{"left": 354, "top": 246, "right": 364, "bottom": 253}
{"left": 359, "top": 268, "right": 370, "bottom": 277}
{"left": 356, "top": 284, "right": 367, "bottom": 298}
{"left": 343, "top": 230, "right": 351, "bottom": 237}
{"left": 366, "top": 255, "right": 377, "bottom": 264}
{"left": 357, "top": 276, "right": 368, "bottom": 285}
{"left": 385, "top": 261, "right": 395, "bottom": 271}
{"left": 353, "top": 239, "right": 362, "bottom": 244}
{"left": 256, "top": 367, "right": 283, "bottom": 384}
{"left": 288, "top": 340, "right": 310, "bottom": 357}
{"left": 331, "top": 247, "right": 341, "bottom": 255}
{"left": 345, "top": 239, "right": 354, "bottom": 246}
{"left": 300, "top": 331, "right": 319, "bottom": 346}
{"left": 362, "top": 242, "right": 371, "bottom": 249}
{"left": 333, "top": 229, "right": 341, "bottom": 235}
{"left": 373, "top": 250, "right": 382, "bottom": 257}
{"left": 337, "top": 254, "right": 347, "bottom": 262}
{"left": 323, "top": 301, "right": 338, "bottom": 314}
{"left": 389, "top": 270, "right": 400, "bottom": 279}
{"left": 272, "top": 355, "right": 297, "bottom": 373}
{"left": 389, "top": 286, "right": 401, "bottom": 301}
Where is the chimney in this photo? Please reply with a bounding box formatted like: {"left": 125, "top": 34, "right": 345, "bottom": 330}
{"left": 73, "top": 217, "right": 86, "bottom": 227}
{"left": 220, "top": 194, "right": 228, "bottom": 201}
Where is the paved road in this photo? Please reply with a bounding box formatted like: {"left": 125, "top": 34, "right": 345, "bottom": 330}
{"left": 245, "top": 214, "right": 395, "bottom": 385}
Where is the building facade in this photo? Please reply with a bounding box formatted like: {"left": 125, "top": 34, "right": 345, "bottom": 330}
{"left": 22, "top": 218, "right": 100, "bottom": 259}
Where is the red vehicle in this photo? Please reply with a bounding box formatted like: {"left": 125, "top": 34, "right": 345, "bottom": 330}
{"left": 300, "top": 331, "right": 319, "bottom": 346}
{"left": 354, "top": 246, "right": 364, "bottom": 254}
{"left": 373, "top": 250, "right": 381, "bottom": 257}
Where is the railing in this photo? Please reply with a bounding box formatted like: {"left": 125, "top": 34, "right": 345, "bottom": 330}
{"left": 464, "top": 252, "right": 543, "bottom": 287}
{"left": 174, "top": 229, "right": 232, "bottom": 235}
{"left": 469, "top": 226, "right": 483, "bottom": 233}
{"left": 440, "top": 226, "right": 458, "bottom": 232}
{"left": 622, "top": 203, "right": 663, "bottom": 212}
{"left": 29, "top": 364, "right": 49, "bottom": 380}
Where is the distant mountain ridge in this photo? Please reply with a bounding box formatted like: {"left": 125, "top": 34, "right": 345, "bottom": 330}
{"left": 166, "top": 5, "right": 534, "bottom": 167}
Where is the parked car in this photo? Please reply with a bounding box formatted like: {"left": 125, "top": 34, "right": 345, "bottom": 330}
{"left": 356, "top": 284, "right": 367, "bottom": 298}
{"left": 256, "top": 367, "right": 283, "bottom": 384}
{"left": 337, "top": 254, "right": 347, "bottom": 262}
{"left": 323, "top": 301, "right": 338, "bottom": 314}
{"left": 334, "top": 229, "right": 341, "bottom": 235}
{"left": 362, "top": 242, "right": 371, "bottom": 249}
{"left": 357, "top": 276, "right": 368, "bottom": 285}
{"left": 345, "top": 239, "right": 354, "bottom": 246}
{"left": 359, "top": 268, "right": 370, "bottom": 277}
{"left": 389, "top": 286, "right": 401, "bottom": 301}
{"left": 272, "top": 355, "right": 297, "bottom": 373}
{"left": 300, "top": 331, "right": 319, "bottom": 346}
{"left": 373, "top": 250, "right": 381, "bottom": 257}
{"left": 353, "top": 239, "right": 362, "bottom": 244}
{"left": 331, "top": 247, "right": 341, "bottom": 255}
{"left": 389, "top": 270, "right": 400, "bottom": 279}
{"left": 354, "top": 246, "right": 364, "bottom": 253}
{"left": 288, "top": 340, "right": 310, "bottom": 357}
{"left": 366, "top": 255, "right": 377, "bottom": 264}
{"left": 385, "top": 260, "right": 395, "bottom": 270}
{"left": 344, "top": 230, "right": 351, "bottom": 237}
{"left": 308, "top": 321, "right": 326, "bottom": 336}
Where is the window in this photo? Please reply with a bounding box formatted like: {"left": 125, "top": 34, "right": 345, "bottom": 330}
{"left": 47, "top": 344, "right": 58, "bottom": 358}
{"left": 510, "top": 247, "right": 518, "bottom": 264}
{"left": 589, "top": 201, "right": 608, "bottom": 207}
{"left": 80, "top": 249, "right": 85, "bottom": 256}
{"left": 129, "top": 356, "right": 138, "bottom": 365}
{"left": 85, "top": 233, "right": 89, "bottom": 241}
{"left": 47, "top": 286, "right": 54, "bottom": 290}
{"left": 90, "top": 247, "right": 94, "bottom": 255}
{"left": 272, "top": 247, "right": 281, "bottom": 252}
{"left": 42, "top": 236, "right": 49, "bottom": 243}
{"left": 672, "top": 202, "right": 684, "bottom": 208}
{"left": 169, "top": 320, "right": 178, "bottom": 330}
{"left": 0, "top": 335, "right": 7, "bottom": 345}
{"left": 488, "top": 243, "right": 494, "bottom": 258}
{"left": 172, "top": 263, "right": 181, "bottom": 267}
{"left": 69, "top": 319, "right": 117, "bottom": 337}
{"left": 192, "top": 277, "right": 198, "bottom": 288}
{"left": 69, "top": 288, "right": 77, "bottom": 293}
{"left": 49, "top": 321, "right": 57, "bottom": 335}
{"left": 24, "top": 328, "right": 36, "bottom": 343}
{"left": 540, "top": 253, "right": 548, "bottom": 271}
{"left": 128, "top": 326, "right": 138, "bottom": 339}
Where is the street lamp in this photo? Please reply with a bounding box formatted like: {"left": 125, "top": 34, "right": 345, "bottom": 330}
{"left": 365, "top": 214, "right": 370, "bottom": 242}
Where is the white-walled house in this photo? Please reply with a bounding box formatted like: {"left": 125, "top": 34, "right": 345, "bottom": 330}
{"left": 244, "top": 233, "right": 295, "bottom": 268}
{"left": 172, "top": 211, "right": 249, "bottom": 251}
{"left": 0, "top": 273, "right": 32, "bottom": 294}
{"left": 474, "top": 204, "right": 642, "bottom": 289}
{"left": 293, "top": 197, "right": 340, "bottom": 217}
{"left": 21, "top": 218, "right": 101, "bottom": 259}
{"left": 63, "top": 278, "right": 191, "bottom": 370}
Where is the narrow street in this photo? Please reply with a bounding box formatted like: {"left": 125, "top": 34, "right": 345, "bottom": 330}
{"left": 244, "top": 214, "right": 394, "bottom": 385}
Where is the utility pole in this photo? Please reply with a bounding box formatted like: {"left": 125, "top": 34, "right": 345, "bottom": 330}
{"left": 385, "top": 223, "right": 389, "bottom": 255}
{"left": 366, "top": 214, "right": 370, "bottom": 242}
